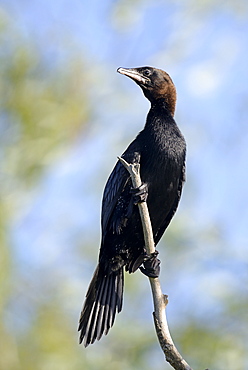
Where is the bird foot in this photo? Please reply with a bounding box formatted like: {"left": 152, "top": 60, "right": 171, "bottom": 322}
{"left": 130, "top": 183, "right": 148, "bottom": 205}
{"left": 139, "top": 251, "right": 160, "bottom": 278}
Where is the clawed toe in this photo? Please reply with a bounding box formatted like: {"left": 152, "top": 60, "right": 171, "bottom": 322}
{"left": 140, "top": 251, "right": 160, "bottom": 278}
{"left": 130, "top": 183, "right": 148, "bottom": 204}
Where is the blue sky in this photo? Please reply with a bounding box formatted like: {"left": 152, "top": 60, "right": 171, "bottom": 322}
{"left": 2, "top": 0, "right": 248, "bottom": 361}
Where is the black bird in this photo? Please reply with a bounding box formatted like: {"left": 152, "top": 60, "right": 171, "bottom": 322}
{"left": 78, "top": 66, "right": 186, "bottom": 347}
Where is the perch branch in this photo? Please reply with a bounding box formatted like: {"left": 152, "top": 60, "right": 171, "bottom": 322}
{"left": 118, "top": 156, "right": 193, "bottom": 370}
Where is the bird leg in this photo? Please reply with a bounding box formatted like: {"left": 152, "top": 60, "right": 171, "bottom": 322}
{"left": 130, "top": 183, "right": 148, "bottom": 205}
{"left": 140, "top": 250, "right": 161, "bottom": 278}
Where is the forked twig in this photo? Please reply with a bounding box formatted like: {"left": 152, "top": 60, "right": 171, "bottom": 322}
{"left": 118, "top": 156, "right": 193, "bottom": 370}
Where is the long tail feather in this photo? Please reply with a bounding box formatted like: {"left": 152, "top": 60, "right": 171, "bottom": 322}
{"left": 78, "top": 265, "right": 124, "bottom": 347}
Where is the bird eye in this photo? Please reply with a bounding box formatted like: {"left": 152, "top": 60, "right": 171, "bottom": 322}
{"left": 143, "top": 69, "right": 151, "bottom": 77}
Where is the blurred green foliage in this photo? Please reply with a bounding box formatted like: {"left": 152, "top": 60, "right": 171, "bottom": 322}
{"left": 0, "top": 10, "right": 91, "bottom": 370}
{"left": 0, "top": 26, "right": 90, "bottom": 186}
{"left": 0, "top": 2, "right": 248, "bottom": 370}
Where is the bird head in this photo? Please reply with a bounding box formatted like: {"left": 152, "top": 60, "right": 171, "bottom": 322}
{"left": 117, "top": 66, "right": 176, "bottom": 116}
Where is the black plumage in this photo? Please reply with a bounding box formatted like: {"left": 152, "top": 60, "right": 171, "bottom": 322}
{"left": 78, "top": 66, "right": 186, "bottom": 346}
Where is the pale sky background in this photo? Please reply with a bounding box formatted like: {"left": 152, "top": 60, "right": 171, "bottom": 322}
{"left": 1, "top": 0, "right": 248, "bottom": 367}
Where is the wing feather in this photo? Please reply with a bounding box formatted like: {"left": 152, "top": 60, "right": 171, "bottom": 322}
{"left": 154, "top": 163, "right": 185, "bottom": 245}
{"left": 101, "top": 148, "right": 141, "bottom": 235}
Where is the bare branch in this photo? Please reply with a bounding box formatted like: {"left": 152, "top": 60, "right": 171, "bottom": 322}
{"left": 118, "top": 156, "right": 193, "bottom": 370}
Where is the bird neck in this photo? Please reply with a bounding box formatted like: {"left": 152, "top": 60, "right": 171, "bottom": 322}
{"left": 149, "top": 98, "right": 175, "bottom": 119}
{"left": 143, "top": 101, "right": 176, "bottom": 135}
{"left": 150, "top": 97, "right": 175, "bottom": 116}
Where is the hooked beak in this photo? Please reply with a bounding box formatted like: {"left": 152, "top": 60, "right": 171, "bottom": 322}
{"left": 117, "top": 67, "right": 148, "bottom": 85}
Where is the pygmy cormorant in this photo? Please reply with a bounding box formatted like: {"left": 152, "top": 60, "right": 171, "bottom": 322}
{"left": 78, "top": 66, "right": 186, "bottom": 347}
